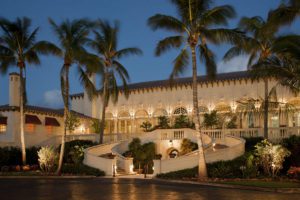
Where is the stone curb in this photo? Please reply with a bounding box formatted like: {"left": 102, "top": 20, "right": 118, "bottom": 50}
{"left": 0, "top": 176, "right": 97, "bottom": 179}
{"left": 153, "top": 178, "right": 300, "bottom": 194}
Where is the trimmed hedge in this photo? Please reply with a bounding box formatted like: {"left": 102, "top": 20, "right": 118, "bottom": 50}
{"left": 0, "top": 146, "right": 40, "bottom": 167}
{"left": 61, "top": 163, "right": 105, "bottom": 176}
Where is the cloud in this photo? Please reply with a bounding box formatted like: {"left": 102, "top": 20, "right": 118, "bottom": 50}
{"left": 217, "top": 55, "right": 249, "bottom": 73}
{"left": 43, "top": 89, "right": 63, "bottom": 108}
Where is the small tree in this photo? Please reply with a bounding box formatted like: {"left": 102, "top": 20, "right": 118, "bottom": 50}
{"left": 255, "top": 139, "right": 291, "bottom": 177}
{"left": 203, "top": 111, "right": 219, "bottom": 129}
{"left": 157, "top": 116, "right": 170, "bottom": 129}
{"left": 173, "top": 115, "right": 194, "bottom": 129}
{"left": 226, "top": 116, "right": 238, "bottom": 129}
{"left": 140, "top": 121, "right": 152, "bottom": 132}
{"left": 66, "top": 113, "right": 80, "bottom": 134}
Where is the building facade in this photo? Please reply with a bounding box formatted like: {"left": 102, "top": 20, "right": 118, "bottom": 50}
{"left": 70, "top": 71, "right": 300, "bottom": 135}
{"left": 0, "top": 73, "right": 95, "bottom": 147}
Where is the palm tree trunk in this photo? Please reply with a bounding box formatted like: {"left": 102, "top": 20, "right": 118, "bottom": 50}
{"left": 99, "top": 74, "right": 108, "bottom": 144}
{"left": 264, "top": 78, "right": 269, "bottom": 139}
{"left": 191, "top": 46, "right": 207, "bottom": 178}
{"left": 57, "top": 66, "right": 69, "bottom": 175}
{"left": 19, "top": 66, "right": 26, "bottom": 166}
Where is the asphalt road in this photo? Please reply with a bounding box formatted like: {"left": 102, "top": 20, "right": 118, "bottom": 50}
{"left": 0, "top": 178, "right": 298, "bottom": 200}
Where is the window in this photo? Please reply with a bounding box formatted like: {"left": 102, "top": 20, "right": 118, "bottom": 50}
{"left": 46, "top": 126, "right": 53, "bottom": 134}
{"left": 26, "top": 124, "right": 36, "bottom": 133}
{"left": 173, "top": 107, "right": 188, "bottom": 115}
{"left": 271, "top": 114, "right": 279, "bottom": 128}
{"left": 0, "top": 125, "right": 6, "bottom": 132}
{"left": 248, "top": 113, "right": 254, "bottom": 128}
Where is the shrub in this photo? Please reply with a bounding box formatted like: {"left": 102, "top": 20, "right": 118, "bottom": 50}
{"left": 243, "top": 137, "right": 264, "bottom": 152}
{"left": 180, "top": 138, "right": 198, "bottom": 155}
{"left": 38, "top": 146, "right": 58, "bottom": 173}
{"left": 281, "top": 135, "right": 300, "bottom": 172}
{"left": 173, "top": 115, "right": 194, "bottom": 129}
{"left": 0, "top": 146, "right": 40, "bottom": 167}
{"left": 254, "top": 139, "right": 291, "bottom": 177}
{"left": 203, "top": 111, "right": 218, "bottom": 129}
{"left": 140, "top": 121, "right": 153, "bottom": 132}
{"left": 61, "top": 163, "right": 105, "bottom": 176}
{"left": 57, "top": 140, "right": 97, "bottom": 164}
{"left": 156, "top": 116, "right": 170, "bottom": 129}
{"left": 157, "top": 166, "right": 198, "bottom": 179}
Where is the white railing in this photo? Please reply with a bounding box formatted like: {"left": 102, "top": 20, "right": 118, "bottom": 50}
{"left": 202, "top": 127, "right": 300, "bottom": 142}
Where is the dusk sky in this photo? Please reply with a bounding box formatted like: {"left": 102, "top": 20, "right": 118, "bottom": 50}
{"left": 0, "top": 0, "right": 299, "bottom": 108}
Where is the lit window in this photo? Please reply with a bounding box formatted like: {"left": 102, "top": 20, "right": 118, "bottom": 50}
{"left": 46, "top": 126, "right": 53, "bottom": 134}
{"left": 26, "top": 124, "right": 36, "bottom": 133}
{"left": 173, "top": 107, "right": 188, "bottom": 115}
{"left": 0, "top": 125, "right": 6, "bottom": 132}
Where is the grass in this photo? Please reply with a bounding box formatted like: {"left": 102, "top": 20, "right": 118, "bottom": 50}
{"left": 216, "top": 180, "right": 300, "bottom": 188}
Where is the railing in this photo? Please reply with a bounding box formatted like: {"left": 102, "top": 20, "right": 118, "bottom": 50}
{"left": 202, "top": 127, "right": 300, "bottom": 142}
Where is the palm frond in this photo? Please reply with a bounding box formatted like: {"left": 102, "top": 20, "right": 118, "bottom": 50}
{"left": 115, "top": 47, "right": 142, "bottom": 59}
{"left": 148, "top": 14, "right": 186, "bottom": 33}
{"left": 155, "top": 36, "right": 183, "bottom": 56}
{"left": 202, "top": 5, "right": 236, "bottom": 26}
{"left": 170, "top": 48, "right": 189, "bottom": 80}
{"left": 199, "top": 44, "right": 216, "bottom": 78}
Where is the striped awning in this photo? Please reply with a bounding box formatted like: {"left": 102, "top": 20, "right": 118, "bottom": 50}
{"left": 0, "top": 117, "right": 7, "bottom": 125}
{"left": 45, "top": 117, "right": 60, "bottom": 127}
{"left": 25, "top": 115, "right": 42, "bottom": 125}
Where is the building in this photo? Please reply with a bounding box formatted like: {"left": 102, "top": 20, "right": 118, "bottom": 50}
{"left": 0, "top": 73, "right": 96, "bottom": 147}
{"left": 1, "top": 70, "right": 300, "bottom": 147}
{"left": 71, "top": 71, "right": 299, "bottom": 136}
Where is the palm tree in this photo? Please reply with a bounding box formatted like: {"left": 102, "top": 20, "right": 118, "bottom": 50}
{"left": 148, "top": 0, "right": 242, "bottom": 178}
{"left": 48, "top": 18, "right": 100, "bottom": 174}
{"left": 88, "top": 20, "right": 142, "bottom": 144}
{"left": 0, "top": 17, "right": 60, "bottom": 165}
{"left": 224, "top": 2, "right": 299, "bottom": 139}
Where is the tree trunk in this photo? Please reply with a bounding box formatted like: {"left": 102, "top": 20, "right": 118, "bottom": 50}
{"left": 99, "top": 73, "right": 108, "bottom": 144}
{"left": 19, "top": 66, "right": 26, "bottom": 165}
{"left": 264, "top": 78, "right": 269, "bottom": 139}
{"left": 191, "top": 46, "right": 207, "bottom": 178}
{"left": 57, "top": 66, "right": 69, "bottom": 175}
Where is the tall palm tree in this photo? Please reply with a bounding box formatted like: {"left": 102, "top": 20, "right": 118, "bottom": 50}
{"left": 0, "top": 17, "right": 60, "bottom": 165}
{"left": 49, "top": 18, "right": 100, "bottom": 174}
{"left": 224, "top": 2, "right": 299, "bottom": 139}
{"left": 89, "top": 20, "right": 142, "bottom": 144}
{"left": 148, "top": 0, "right": 242, "bottom": 178}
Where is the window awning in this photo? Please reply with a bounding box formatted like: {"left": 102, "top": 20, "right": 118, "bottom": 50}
{"left": 45, "top": 117, "right": 60, "bottom": 127}
{"left": 25, "top": 115, "right": 42, "bottom": 125}
{"left": 0, "top": 117, "right": 7, "bottom": 125}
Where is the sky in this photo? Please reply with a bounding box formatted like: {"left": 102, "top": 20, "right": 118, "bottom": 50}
{"left": 0, "top": 0, "right": 299, "bottom": 108}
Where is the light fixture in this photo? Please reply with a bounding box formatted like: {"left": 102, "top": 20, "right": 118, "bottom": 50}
{"left": 231, "top": 101, "right": 237, "bottom": 113}
{"left": 254, "top": 100, "right": 260, "bottom": 110}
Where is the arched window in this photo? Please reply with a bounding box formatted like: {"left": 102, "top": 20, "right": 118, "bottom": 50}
{"left": 105, "top": 112, "right": 113, "bottom": 119}
{"left": 135, "top": 110, "right": 148, "bottom": 118}
{"left": 118, "top": 111, "right": 130, "bottom": 119}
{"left": 198, "top": 106, "right": 208, "bottom": 113}
{"left": 173, "top": 107, "right": 188, "bottom": 115}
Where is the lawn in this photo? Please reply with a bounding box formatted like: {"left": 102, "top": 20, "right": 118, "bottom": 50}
{"left": 216, "top": 180, "right": 300, "bottom": 188}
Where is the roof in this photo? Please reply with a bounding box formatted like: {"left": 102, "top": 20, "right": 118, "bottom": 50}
{"left": 0, "top": 104, "right": 95, "bottom": 120}
{"left": 70, "top": 71, "right": 252, "bottom": 98}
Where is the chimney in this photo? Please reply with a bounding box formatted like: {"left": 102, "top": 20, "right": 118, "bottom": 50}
{"left": 9, "top": 72, "right": 20, "bottom": 107}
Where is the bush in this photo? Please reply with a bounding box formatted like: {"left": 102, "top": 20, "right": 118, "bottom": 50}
{"left": 281, "top": 135, "right": 300, "bottom": 173}
{"left": 157, "top": 166, "right": 198, "bottom": 179}
{"left": 61, "top": 163, "right": 105, "bottom": 176}
{"left": 173, "top": 115, "right": 194, "bottom": 129}
{"left": 38, "top": 146, "right": 58, "bottom": 173}
{"left": 57, "top": 140, "right": 97, "bottom": 164}
{"left": 0, "top": 146, "right": 40, "bottom": 167}
{"left": 156, "top": 153, "right": 258, "bottom": 179}
{"left": 254, "top": 139, "right": 290, "bottom": 177}
{"left": 243, "top": 137, "right": 264, "bottom": 152}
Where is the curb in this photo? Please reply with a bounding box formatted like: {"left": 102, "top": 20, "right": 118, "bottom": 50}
{"left": 0, "top": 176, "right": 98, "bottom": 179}
{"left": 152, "top": 178, "right": 300, "bottom": 194}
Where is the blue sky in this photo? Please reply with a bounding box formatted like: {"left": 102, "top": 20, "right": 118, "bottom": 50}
{"left": 0, "top": 0, "right": 299, "bottom": 108}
